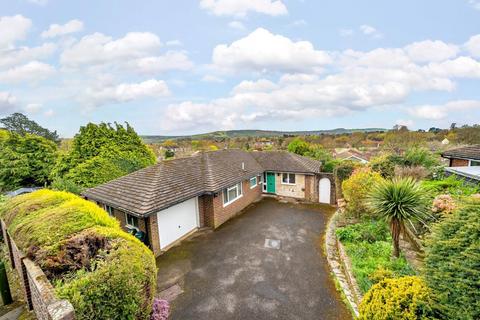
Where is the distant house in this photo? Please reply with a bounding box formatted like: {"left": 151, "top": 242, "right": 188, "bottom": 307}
{"left": 441, "top": 145, "right": 480, "bottom": 167}
{"left": 82, "top": 149, "right": 334, "bottom": 257}
{"left": 441, "top": 138, "right": 449, "bottom": 145}
{"left": 441, "top": 145, "right": 480, "bottom": 183}
{"left": 334, "top": 149, "right": 370, "bottom": 164}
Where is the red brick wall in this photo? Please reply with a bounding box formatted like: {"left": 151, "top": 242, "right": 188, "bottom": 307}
{"left": 450, "top": 158, "right": 469, "bottom": 167}
{"left": 209, "top": 177, "right": 262, "bottom": 228}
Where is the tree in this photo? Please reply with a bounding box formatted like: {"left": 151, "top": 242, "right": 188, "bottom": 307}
{"left": 0, "top": 131, "right": 57, "bottom": 191}
{"left": 52, "top": 122, "right": 155, "bottom": 191}
{"left": 287, "top": 137, "right": 311, "bottom": 155}
{"left": 0, "top": 113, "right": 59, "bottom": 143}
{"left": 342, "top": 168, "right": 384, "bottom": 218}
{"left": 368, "top": 178, "right": 428, "bottom": 257}
{"left": 423, "top": 198, "right": 480, "bottom": 320}
{"left": 359, "top": 276, "right": 436, "bottom": 320}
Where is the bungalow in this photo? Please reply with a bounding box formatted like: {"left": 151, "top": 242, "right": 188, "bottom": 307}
{"left": 82, "top": 149, "right": 334, "bottom": 257}
{"left": 441, "top": 144, "right": 480, "bottom": 167}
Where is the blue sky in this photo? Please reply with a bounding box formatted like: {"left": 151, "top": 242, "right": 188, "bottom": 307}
{"left": 1, "top": 0, "right": 480, "bottom": 137}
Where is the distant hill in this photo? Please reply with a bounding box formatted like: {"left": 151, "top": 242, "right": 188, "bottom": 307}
{"left": 142, "top": 128, "right": 386, "bottom": 143}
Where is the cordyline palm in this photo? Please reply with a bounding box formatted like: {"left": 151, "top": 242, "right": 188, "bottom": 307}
{"left": 368, "top": 177, "right": 428, "bottom": 258}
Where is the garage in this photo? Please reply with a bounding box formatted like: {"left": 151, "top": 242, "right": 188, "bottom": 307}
{"left": 157, "top": 197, "right": 199, "bottom": 249}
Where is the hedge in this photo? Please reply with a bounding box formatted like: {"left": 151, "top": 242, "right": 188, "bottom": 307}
{"left": 0, "top": 190, "right": 156, "bottom": 320}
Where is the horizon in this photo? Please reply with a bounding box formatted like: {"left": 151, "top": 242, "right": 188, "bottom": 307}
{"left": 1, "top": 1, "right": 480, "bottom": 137}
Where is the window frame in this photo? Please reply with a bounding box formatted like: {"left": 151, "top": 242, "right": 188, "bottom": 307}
{"left": 103, "top": 204, "right": 114, "bottom": 216}
{"left": 125, "top": 213, "right": 139, "bottom": 229}
{"left": 281, "top": 173, "right": 296, "bottom": 185}
{"left": 470, "top": 160, "right": 480, "bottom": 166}
{"left": 223, "top": 182, "right": 243, "bottom": 207}
{"left": 249, "top": 176, "right": 257, "bottom": 189}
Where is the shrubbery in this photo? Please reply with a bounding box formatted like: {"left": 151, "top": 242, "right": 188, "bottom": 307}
{"left": 342, "top": 167, "right": 384, "bottom": 218}
{"left": 423, "top": 197, "right": 480, "bottom": 320}
{"left": 0, "top": 190, "right": 156, "bottom": 320}
{"left": 359, "top": 276, "right": 436, "bottom": 320}
{"left": 421, "top": 175, "right": 480, "bottom": 197}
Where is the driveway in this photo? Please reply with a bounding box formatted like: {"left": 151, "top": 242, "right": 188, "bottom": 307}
{"left": 156, "top": 197, "right": 352, "bottom": 320}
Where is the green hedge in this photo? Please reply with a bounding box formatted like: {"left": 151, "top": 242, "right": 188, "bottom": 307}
{"left": 0, "top": 190, "right": 156, "bottom": 320}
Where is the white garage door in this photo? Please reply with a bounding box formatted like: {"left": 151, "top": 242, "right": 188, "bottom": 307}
{"left": 157, "top": 197, "right": 199, "bottom": 249}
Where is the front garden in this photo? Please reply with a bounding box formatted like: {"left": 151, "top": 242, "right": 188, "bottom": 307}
{"left": 333, "top": 148, "right": 480, "bottom": 320}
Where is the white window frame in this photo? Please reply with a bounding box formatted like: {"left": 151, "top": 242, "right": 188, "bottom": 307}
{"left": 103, "top": 204, "right": 114, "bottom": 216}
{"left": 249, "top": 176, "right": 257, "bottom": 189}
{"left": 125, "top": 213, "right": 139, "bottom": 229}
{"left": 469, "top": 159, "right": 480, "bottom": 166}
{"left": 223, "top": 182, "right": 243, "bottom": 207}
{"left": 281, "top": 173, "right": 296, "bottom": 185}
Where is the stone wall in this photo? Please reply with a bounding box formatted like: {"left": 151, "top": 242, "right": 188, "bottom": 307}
{"left": 1, "top": 220, "right": 75, "bottom": 320}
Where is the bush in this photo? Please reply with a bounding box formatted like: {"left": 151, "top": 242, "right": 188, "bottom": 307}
{"left": 151, "top": 298, "right": 169, "bottom": 320}
{"left": 287, "top": 138, "right": 311, "bottom": 155}
{"left": 359, "top": 276, "right": 436, "bottom": 320}
{"left": 369, "top": 153, "right": 404, "bottom": 178}
{"left": 342, "top": 167, "right": 384, "bottom": 218}
{"left": 0, "top": 190, "right": 156, "bottom": 320}
{"left": 421, "top": 175, "right": 480, "bottom": 197}
{"left": 334, "top": 161, "right": 358, "bottom": 198}
{"left": 431, "top": 194, "right": 456, "bottom": 215}
{"left": 423, "top": 197, "right": 480, "bottom": 320}
{"left": 394, "top": 165, "right": 429, "bottom": 180}
{"left": 336, "top": 220, "right": 414, "bottom": 292}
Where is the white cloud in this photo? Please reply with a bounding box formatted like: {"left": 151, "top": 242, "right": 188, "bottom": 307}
{"left": 25, "top": 103, "right": 42, "bottom": 114}
{"left": 232, "top": 79, "right": 277, "bottom": 94}
{"left": 0, "top": 15, "right": 32, "bottom": 49}
{"left": 166, "top": 40, "right": 183, "bottom": 47}
{"left": 0, "top": 92, "right": 18, "bottom": 115}
{"left": 360, "top": 24, "right": 382, "bottom": 38}
{"left": 228, "top": 21, "right": 246, "bottom": 30}
{"left": 212, "top": 28, "right": 331, "bottom": 73}
{"left": 84, "top": 79, "right": 170, "bottom": 107}
{"left": 202, "top": 74, "right": 225, "bottom": 83}
{"left": 133, "top": 51, "right": 193, "bottom": 74}
{"left": 0, "top": 43, "right": 56, "bottom": 69}
{"left": 425, "top": 56, "right": 480, "bottom": 78}
{"left": 396, "top": 119, "right": 414, "bottom": 128}
{"left": 200, "top": 0, "right": 287, "bottom": 17}
{"left": 405, "top": 40, "right": 458, "bottom": 63}
{"left": 468, "top": 0, "right": 480, "bottom": 10}
{"left": 408, "top": 100, "right": 480, "bottom": 120}
{"left": 41, "top": 19, "right": 84, "bottom": 38}
{"left": 0, "top": 61, "right": 55, "bottom": 83}
{"left": 61, "top": 32, "right": 162, "bottom": 68}
{"left": 465, "top": 34, "right": 480, "bottom": 57}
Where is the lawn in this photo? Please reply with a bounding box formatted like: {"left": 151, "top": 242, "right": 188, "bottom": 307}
{"left": 336, "top": 219, "right": 415, "bottom": 293}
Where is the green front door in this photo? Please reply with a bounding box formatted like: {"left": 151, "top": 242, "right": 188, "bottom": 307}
{"left": 266, "top": 172, "right": 276, "bottom": 193}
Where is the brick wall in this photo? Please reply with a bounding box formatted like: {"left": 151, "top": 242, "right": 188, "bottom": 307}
{"left": 305, "top": 175, "right": 317, "bottom": 202}
{"left": 450, "top": 158, "right": 469, "bottom": 167}
{"left": 206, "top": 177, "right": 262, "bottom": 228}
{"left": 1, "top": 220, "right": 75, "bottom": 320}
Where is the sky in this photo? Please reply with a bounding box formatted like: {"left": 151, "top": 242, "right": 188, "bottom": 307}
{"left": 1, "top": 0, "right": 480, "bottom": 137}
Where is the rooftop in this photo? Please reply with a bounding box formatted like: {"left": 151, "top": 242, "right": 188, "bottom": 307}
{"left": 82, "top": 150, "right": 322, "bottom": 217}
{"left": 441, "top": 145, "right": 480, "bottom": 161}
{"left": 445, "top": 166, "right": 480, "bottom": 181}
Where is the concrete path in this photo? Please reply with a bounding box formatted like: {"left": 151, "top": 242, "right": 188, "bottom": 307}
{"left": 156, "top": 198, "right": 352, "bottom": 320}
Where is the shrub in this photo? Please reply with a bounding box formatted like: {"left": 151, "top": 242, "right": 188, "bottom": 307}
{"left": 0, "top": 190, "right": 156, "bottom": 320}
{"left": 421, "top": 175, "right": 480, "bottom": 197}
{"left": 394, "top": 165, "right": 429, "bottom": 181}
{"left": 151, "top": 298, "right": 170, "bottom": 320}
{"left": 359, "top": 276, "right": 436, "bottom": 320}
{"left": 369, "top": 153, "right": 404, "bottom": 178}
{"left": 423, "top": 197, "right": 480, "bottom": 320}
{"left": 334, "top": 161, "right": 359, "bottom": 199}
{"left": 342, "top": 167, "right": 384, "bottom": 218}
{"left": 336, "top": 219, "right": 389, "bottom": 243}
{"left": 287, "top": 138, "right": 311, "bottom": 155}
{"left": 431, "top": 194, "right": 456, "bottom": 215}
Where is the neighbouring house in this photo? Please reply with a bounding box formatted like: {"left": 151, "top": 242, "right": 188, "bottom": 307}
{"left": 441, "top": 144, "right": 480, "bottom": 167}
{"left": 334, "top": 149, "right": 371, "bottom": 164}
{"left": 82, "top": 149, "right": 334, "bottom": 257}
{"left": 441, "top": 145, "right": 480, "bottom": 183}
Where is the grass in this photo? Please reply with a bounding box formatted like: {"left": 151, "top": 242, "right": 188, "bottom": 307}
{"left": 336, "top": 219, "right": 415, "bottom": 293}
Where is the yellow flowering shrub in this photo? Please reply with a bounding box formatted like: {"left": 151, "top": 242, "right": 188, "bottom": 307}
{"left": 359, "top": 276, "right": 435, "bottom": 320}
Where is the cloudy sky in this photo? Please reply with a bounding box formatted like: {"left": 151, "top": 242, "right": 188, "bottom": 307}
{"left": 1, "top": 0, "right": 480, "bottom": 137}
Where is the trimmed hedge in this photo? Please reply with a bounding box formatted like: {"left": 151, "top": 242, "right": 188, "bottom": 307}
{"left": 0, "top": 190, "right": 156, "bottom": 320}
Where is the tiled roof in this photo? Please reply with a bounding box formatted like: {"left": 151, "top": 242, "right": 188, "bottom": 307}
{"left": 82, "top": 149, "right": 321, "bottom": 216}
{"left": 441, "top": 145, "right": 480, "bottom": 161}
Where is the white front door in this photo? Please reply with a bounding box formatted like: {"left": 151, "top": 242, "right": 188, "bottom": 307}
{"left": 157, "top": 197, "right": 199, "bottom": 249}
{"left": 319, "top": 178, "right": 331, "bottom": 204}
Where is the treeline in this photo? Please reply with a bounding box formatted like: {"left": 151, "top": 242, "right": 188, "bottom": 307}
{"left": 0, "top": 113, "right": 155, "bottom": 193}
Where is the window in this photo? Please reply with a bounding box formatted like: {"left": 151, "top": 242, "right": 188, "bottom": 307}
{"left": 282, "top": 173, "right": 296, "bottom": 184}
{"left": 103, "top": 204, "right": 114, "bottom": 216}
{"left": 250, "top": 177, "right": 257, "bottom": 189}
{"left": 223, "top": 182, "right": 243, "bottom": 206}
{"left": 125, "top": 213, "right": 139, "bottom": 228}
{"left": 470, "top": 160, "right": 480, "bottom": 166}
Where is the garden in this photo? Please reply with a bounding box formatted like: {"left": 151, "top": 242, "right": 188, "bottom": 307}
{"left": 333, "top": 147, "right": 479, "bottom": 320}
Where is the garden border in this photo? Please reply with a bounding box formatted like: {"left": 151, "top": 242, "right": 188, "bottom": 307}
{"left": 325, "top": 209, "right": 363, "bottom": 317}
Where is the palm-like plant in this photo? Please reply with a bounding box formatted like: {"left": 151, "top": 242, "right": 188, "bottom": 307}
{"left": 368, "top": 177, "right": 428, "bottom": 258}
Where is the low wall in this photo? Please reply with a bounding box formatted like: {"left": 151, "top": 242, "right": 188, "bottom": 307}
{"left": 1, "top": 220, "right": 75, "bottom": 320}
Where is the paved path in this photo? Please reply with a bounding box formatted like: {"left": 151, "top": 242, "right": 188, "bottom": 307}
{"left": 156, "top": 198, "right": 352, "bottom": 320}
